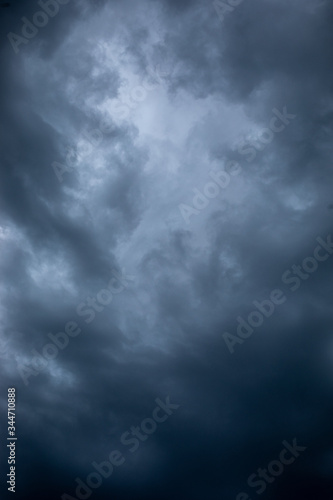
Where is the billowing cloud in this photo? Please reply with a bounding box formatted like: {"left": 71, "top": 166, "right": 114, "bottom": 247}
{"left": 1, "top": 0, "right": 333, "bottom": 498}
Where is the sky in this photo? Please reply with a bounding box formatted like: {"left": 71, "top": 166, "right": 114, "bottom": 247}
{"left": 1, "top": 0, "right": 333, "bottom": 499}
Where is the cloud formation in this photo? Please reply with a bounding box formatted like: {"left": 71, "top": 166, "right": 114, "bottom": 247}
{"left": 1, "top": 0, "right": 333, "bottom": 498}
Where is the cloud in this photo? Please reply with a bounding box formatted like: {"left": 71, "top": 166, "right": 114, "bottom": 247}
{"left": 0, "top": 0, "right": 333, "bottom": 498}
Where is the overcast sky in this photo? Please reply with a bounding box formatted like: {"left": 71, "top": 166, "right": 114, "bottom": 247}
{"left": 1, "top": 0, "right": 333, "bottom": 499}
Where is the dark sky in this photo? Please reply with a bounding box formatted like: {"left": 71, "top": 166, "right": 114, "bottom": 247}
{"left": 1, "top": 0, "right": 333, "bottom": 499}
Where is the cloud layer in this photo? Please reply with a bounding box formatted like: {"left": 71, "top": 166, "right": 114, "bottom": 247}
{"left": 1, "top": 0, "right": 333, "bottom": 498}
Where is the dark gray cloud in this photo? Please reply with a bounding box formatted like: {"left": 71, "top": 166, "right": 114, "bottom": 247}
{"left": 1, "top": 0, "right": 333, "bottom": 499}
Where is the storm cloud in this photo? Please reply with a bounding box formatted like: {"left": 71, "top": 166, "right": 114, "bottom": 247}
{"left": 1, "top": 0, "right": 333, "bottom": 499}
